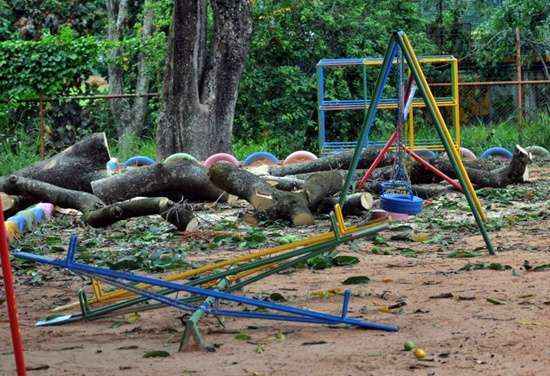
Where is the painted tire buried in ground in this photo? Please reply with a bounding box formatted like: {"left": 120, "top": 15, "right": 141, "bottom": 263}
{"left": 480, "top": 147, "right": 512, "bottom": 160}
{"left": 123, "top": 155, "right": 156, "bottom": 167}
{"left": 283, "top": 150, "right": 318, "bottom": 165}
{"left": 413, "top": 150, "right": 436, "bottom": 160}
{"left": 242, "top": 151, "right": 279, "bottom": 166}
{"left": 164, "top": 152, "right": 198, "bottom": 164}
{"left": 203, "top": 153, "right": 240, "bottom": 168}
{"left": 381, "top": 193, "right": 423, "bottom": 215}
{"left": 460, "top": 147, "right": 477, "bottom": 160}
{"left": 525, "top": 145, "right": 550, "bottom": 162}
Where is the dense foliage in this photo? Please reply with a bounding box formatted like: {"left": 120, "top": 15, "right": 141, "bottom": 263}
{"left": 0, "top": 0, "right": 548, "bottom": 158}
{"left": 235, "top": 0, "right": 434, "bottom": 155}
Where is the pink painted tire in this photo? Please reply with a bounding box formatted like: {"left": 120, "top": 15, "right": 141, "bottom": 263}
{"left": 460, "top": 147, "right": 477, "bottom": 161}
{"left": 283, "top": 150, "right": 318, "bottom": 165}
{"left": 203, "top": 153, "right": 240, "bottom": 168}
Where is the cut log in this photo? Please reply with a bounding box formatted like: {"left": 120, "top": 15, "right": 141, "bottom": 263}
{"left": 84, "top": 197, "right": 197, "bottom": 231}
{"left": 268, "top": 150, "right": 381, "bottom": 176}
{"left": 91, "top": 159, "right": 225, "bottom": 204}
{"left": 1, "top": 193, "right": 15, "bottom": 212}
{"left": 209, "top": 163, "right": 314, "bottom": 225}
{"left": 0, "top": 133, "right": 111, "bottom": 193}
{"left": 316, "top": 192, "right": 373, "bottom": 216}
{"left": 342, "top": 192, "right": 374, "bottom": 215}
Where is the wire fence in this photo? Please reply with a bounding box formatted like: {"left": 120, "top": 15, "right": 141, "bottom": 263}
{"left": 1, "top": 79, "right": 548, "bottom": 159}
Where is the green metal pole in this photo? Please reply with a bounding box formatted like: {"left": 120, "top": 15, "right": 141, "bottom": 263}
{"left": 338, "top": 38, "right": 398, "bottom": 206}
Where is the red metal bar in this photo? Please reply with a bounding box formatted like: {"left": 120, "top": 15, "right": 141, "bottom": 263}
{"left": 0, "top": 199, "right": 27, "bottom": 376}
{"left": 356, "top": 132, "right": 399, "bottom": 189}
{"left": 404, "top": 147, "right": 462, "bottom": 191}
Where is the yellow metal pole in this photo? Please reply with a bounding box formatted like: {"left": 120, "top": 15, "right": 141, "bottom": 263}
{"left": 407, "top": 107, "right": 415, "bottom": 148}
{"left": 400, "top": 34, "right": 486, "bottom": 222}
{"left": 451, "top": 58, "right": 461, "bottom": 149}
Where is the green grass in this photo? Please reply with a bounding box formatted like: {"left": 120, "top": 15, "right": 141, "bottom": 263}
{"left": 111, "top": 134, "right": 157, "bottom": 162}
{"left": 414, "top": 113, "right": 550, "bottom": 154}
{"left": 0, "top": 129, "right": 41, "bottom": 175}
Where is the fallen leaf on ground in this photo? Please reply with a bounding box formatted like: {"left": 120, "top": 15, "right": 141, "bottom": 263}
{"left": 143, "top": 350, "right": 170, "bottom": 358}
{"left": 486, "top": 297, "right": 506, "bottom": 305}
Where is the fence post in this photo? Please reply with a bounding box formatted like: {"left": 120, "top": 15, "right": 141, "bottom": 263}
{"left": 515, "top": 28, "right": 523, "bottom": 141}
{"left": 38, "top": 94, "right": 46, "bottom": 159}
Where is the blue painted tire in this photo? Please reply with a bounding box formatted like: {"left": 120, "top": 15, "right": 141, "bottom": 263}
{"left": 8, "top": 215, "right": 27, "bottom": 232}
{"left": 123, "top": 156, "right": 156, "bottom": 167}
{"left": 480, "top": 147, "right": 512, "bottom": 160}
{"left": 242, "top": 151, "right": 279, "bottom": 166}
{"left": 414, "top": 150, "right": 436, "bottom": 160}
{"left": 381, "top": 193, "right": 423, "bottom": 215}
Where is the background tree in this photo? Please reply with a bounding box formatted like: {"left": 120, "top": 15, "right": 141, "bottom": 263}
{"left": 155, "top": 0, "right": 253, "bottom": 160}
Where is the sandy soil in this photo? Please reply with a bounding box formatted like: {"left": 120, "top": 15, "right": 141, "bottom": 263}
{"left": 1, "top": 170, "right": 549, "bottom": 376}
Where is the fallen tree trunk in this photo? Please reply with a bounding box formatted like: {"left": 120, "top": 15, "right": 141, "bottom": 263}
{"left": 425, "top": 145, "right": 531, "bottom": 188}
{"left": 0, "top": 133, "right": 111, "bottom": 193}
{"left": 210, "top": 164, "right": 357, "bottom": 225}
{"left": 209, "top": 163, "right": 314, "bottom": 225}
{"left": 276, "top": 146, "right": 530, "bottom": 189}
{"left": 3, "top": 176, "right": 197, "bottom": 231}
{"left": 91, "top": 159, "right": 225, "bottom": 204}
{"left": 268, "top": 150, "right": 381, "bottom": 177}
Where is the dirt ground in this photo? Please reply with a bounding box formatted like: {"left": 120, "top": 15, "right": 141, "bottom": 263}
{"left": 1, "top": 166, "right": 549, "bottom": 376}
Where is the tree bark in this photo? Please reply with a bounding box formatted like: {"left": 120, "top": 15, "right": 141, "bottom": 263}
{"left": 126, "top": 0, "right": 155, "bottom": 139}
{"left": 0, "top": 133, "right": 110, "bottom": 193}
{"left": 106, "top": 0, "right": 132, "bottom": 136}
{"left": 156, "top": 0, "right": 252, "bottom": 160}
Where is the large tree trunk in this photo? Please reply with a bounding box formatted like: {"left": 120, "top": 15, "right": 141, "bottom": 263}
{"left": 126, "top": 0, "right": 155, "bottom": 140}
{"left": 106, "top": 0, "right": 132, "bottom": 136}
{"left": 0, "top": 133, "right": 110, "bottom": 193}
{"left": 156, "top": 0, "right": 252, "bottom": 160}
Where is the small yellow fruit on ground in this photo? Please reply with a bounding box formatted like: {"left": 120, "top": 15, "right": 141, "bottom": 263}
{"left": 413, "top": 348, "right": 427, "bottom": 359}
